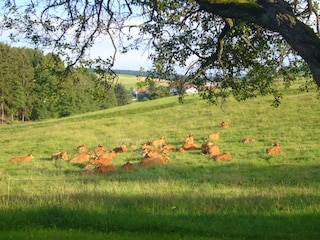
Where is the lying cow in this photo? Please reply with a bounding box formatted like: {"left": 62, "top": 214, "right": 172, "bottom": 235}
{"left": 89, "top": 157, "right": 112, "bottom": 166}
{"left": 113, "top": 143, "right": 128, "bottom": 153}
{"left": 94, "top": 165, "right": 117, "bottom": 174}
{"left": 138, "top": 155, "right": 169, "bottom": 167}
{"left": 210, "top": 152, "right": 231, "bottom": 161}
{"left": 266, "top": 142, "right": 281, "bottom": 154}
{"left": 221, "top": 121, "right": 229, "bottom": 128}
{"left": 201, "top": 140, "right": 216, "bottom": 155}
{"left": 69, "top": 152, "right": 91, "bottom": 163}
{"left": 208, "top": 133, "right": 219, "bottom": 140}
{"left": 122, "top": 161, "right": 136, "bottom": 171}
{"left": 99, "top": 150, "right": 116, "bottom": 159}
{"left": 9, "top": 154, "right": 34, "bottom": 162}
{"left": 183, "top": 133, "right": 194, "bottom": 145}
{"left": 51, "top": 151, "right": 68, "bottom": 160}
{"left": 176, "top": 143, "right": 200, "bottom": 152}
{"left": 207, "top": 144, "right": 220, "bottom": 157}
{"left": 152, "top": 136, "right": 165, "bottom": 147}
{"left": 141, "top": 141, "right": 153, "bottom": 151}
{"left": 160, "top": 144, "right": 175, "bottom": 155}
{"left": 93, "top": 144, "right": 105, "bottom": 157}
{"left": 77, "top": 143, "right": 87, "bottom": 153}
{"left": 240, "top": 137, "right": 255, "bottom": 143}
{"left": 141, "top": 148, "right": 160, "bottom": 158}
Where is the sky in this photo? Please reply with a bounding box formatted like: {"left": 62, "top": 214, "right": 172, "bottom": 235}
{"left": 88, "top": 40, "right": 152, "bottom": 71}
{"left": 0, "top": 34, "right": 152, "bottom": 71}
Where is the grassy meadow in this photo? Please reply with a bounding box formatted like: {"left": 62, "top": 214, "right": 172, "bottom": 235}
{"left": 0, "top": 80, "right": 320, "bottom": 239}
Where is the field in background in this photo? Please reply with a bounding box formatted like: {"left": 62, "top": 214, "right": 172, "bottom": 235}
{"left": 0, "top": 81, "right": 319, "bottom": 239}
{"left": 117, "top": 73, "right": 168, "bottom": 90}
{"left": 117, "top": 74, "right": 140, "bottom": 90}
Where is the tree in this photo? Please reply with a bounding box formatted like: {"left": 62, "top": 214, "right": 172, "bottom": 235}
{"left": 114, "top": 83, "right": 131, "bottom": 106}
{"left": 1, "top": 0, "right": 319, "bottom": 105}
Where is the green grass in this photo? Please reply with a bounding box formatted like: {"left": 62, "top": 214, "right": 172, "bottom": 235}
{"left": 0, "top": 82, "right": 320, "bottom": 239}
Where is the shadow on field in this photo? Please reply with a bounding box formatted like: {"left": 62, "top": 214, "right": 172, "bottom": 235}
{"left": 1, "top": 190, "right": 320, "bottom": 239}
{"left": 1, "top": 162, "right": 320, "bottom": 238}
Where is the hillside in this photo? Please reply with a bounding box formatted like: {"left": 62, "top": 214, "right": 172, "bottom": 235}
{"left": 0, "top": 85, "right": 320, "bottom": 239}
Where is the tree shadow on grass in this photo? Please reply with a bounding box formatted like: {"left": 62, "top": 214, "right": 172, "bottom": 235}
{"left": 1, "top": 191, "right": 319, "bottom": 239}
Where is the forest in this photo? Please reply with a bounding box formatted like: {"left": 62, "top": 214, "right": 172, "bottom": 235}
{"left": 0, "top": 43, "right": 131, "bottom": 122}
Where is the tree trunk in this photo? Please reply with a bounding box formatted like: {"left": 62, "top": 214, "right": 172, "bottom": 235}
{"left": 196, "top": 0, "right": 320, "bottom": 87}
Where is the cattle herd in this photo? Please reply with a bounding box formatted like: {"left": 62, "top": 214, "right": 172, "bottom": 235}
{"left": 7, "top": 121, "right": 281, "bottom": 175}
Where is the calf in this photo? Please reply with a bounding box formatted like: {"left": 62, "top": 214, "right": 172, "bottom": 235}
{"left": 221, "top": 121, "right": 229, "bottom": 128}
{"left": 152, "top": 136, "right": 165, "bottom": 147}
{"left": 240, "top": 137, "right": 255, "bottom": 143}
{"left": 99, "top": 150, "right": 116, "bottom": 159}
{"left": 266, "top": 142, "right": 281, "bottom": 154}
{"left": 183, "top": 133, "right": 194, "bottom": 145}
{"left": 208, "top": 133, "right": 219, "bottom": 140}
{"left": 138, "top": 155, "right": 169, "bottom": 167}
{"left": 210, "top": 152, "right": 231, "bottom": 161}
{"left": 94, "top": 165, "right": 117, "bottom": 174}
{"left": 207, "top": 144, "right": 220, "bottom": 156}
{"left": 69, "top": 152, "right": 91, "bottom": 163}
{"left": 113, "top": 143, "right": 128, "bottom": 153}
{"left": 122, "top": 161, "right": 136, "bottom": 171}
{"left": 93, "top": 144, "right": 105, "bottom": 157}
{"left": 141, "top": 142, "right": 153, "bottom": 151}
{"left": 176, "top": 143, "right": 200, "bottom": 152}
{"left": 141, "top": 148, "right": 160, "bottom": 158}
{"left": 77, "top": 143, "right": 86, "bottom": 153}
{"left": 91, "top": 157, "right": 112, "bottom": 166}
{"left": 160, "top": 144, "right": 175, "bottom": 155}
{"left": 9, "top": 154, "right": 34, "bottom": 162}
{"left": 201, "top": 140, "right": 215, "bottom": 154}
{"left": 51, "top": 151, "right": 68, "bottom": 160}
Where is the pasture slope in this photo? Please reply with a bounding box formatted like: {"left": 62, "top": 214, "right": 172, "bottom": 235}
{"left": 0, "top": 82, "right": 320, "bottom": 239}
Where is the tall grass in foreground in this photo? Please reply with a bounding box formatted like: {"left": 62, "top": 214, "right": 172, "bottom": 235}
{"left": 0, "top": 85, "right": 320, "bottom": 239}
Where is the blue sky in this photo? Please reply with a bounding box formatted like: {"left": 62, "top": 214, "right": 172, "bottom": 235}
{"left": 89, "top": 41, "right": 152, "bottom": 71}
{"left": 0, "top": 34, "right": 152, "bottom": 71}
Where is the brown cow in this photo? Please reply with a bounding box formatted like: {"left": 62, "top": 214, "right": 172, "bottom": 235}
{"left": 113, "top": 143, "right": 128, "bottom": 153}
{"left": 207, "top": 144, "right": 220, "bottom": 156}
{"left": 77, "top": 143, "right": 87, "bottom": 153}
{"left": 93, "top": 144, "right": 105, "bottom": 157}
{"left": 201, "top": 140, "right": 215, "bottom": 154}
{"left": 176, "top": 143, "right": 200, "bottom": 152}
{"left": 208, "top": 133, "right": 219, "bottom": 140}
{"left": 94, "top": 165, "right": 117, "bottom": 174}
{"left": 51, "top": 151, "right": 68, "bottom": 160}
{"left": 266, "top": 142, "right": 281, "bottom": 154}
{"left": 240, "top": 137, "right": 255, "bottom": 143}
{"left": 9, "top": 154, "right": 34, "bottom": 162}
{"left": 141, "top": 142, "right": 153, "bottom": 151}
{"left": 141, "top": 148, "right": 160, "bottom": 158}
{"left": 122, "top": 161, "right": 136, "bottom": 171}
{"left": 210, "top": 152, "right": 231, "bottom": 161}
{"left": 69, "top": 152, "right": 91, "bottom": 163}
{"left": 99, "top": 150, "right": 116, "bottom": 159}
{"left": 152, "top": 136, "right": 165, "bottom": 147}
{"left": 183, "top": 133, "right": 194, "bottom": 145}
{"left": 221, "top": 121, "right": 229, "bottom": 128}
{"left": 138, "top": 155, "right": 169, "bottom": 167}
{"left": 91, "top": 157, "right": 112, "bottom": 166}
{"left": 159, "top": 144, "right": 174, "bottom": 155}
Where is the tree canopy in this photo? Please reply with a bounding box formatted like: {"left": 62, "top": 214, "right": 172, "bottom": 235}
{"left": 0, "top": 43, "right": 130, "bottom": 122}
{"left": 1, "top": 0, "right": 319, "bottom": 105}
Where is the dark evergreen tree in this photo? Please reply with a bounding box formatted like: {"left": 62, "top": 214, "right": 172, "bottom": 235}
{"left": 114, "top": 83, "right": 130, "bottom": 106}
